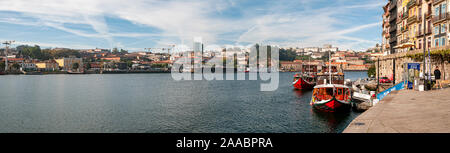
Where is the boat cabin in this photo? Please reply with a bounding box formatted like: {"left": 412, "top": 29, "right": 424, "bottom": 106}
{"left": 312, "top": 84, "right": 351, "bottom": 101}
{"left": 316, "top": 73, "right": 345, "bottom": 85}
{"left": 321, "top": 65, "right": 338, "bottom": 73}
{"left": 302, "top": 65, "right": 318, "bottom": 73}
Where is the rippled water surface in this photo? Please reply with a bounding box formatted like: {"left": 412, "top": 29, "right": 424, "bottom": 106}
{"left": 0, "top": 71, "right": 367, "bottom": 133}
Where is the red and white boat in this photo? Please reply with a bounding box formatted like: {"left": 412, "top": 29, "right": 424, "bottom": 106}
{"left": 293, "top": 73, "right": 316, "bottom": 90}
{"left": 310, "top": 51, "right": 351, "bottom": 112}
{"left": 292, "top": 62, "right": 318, "bottom": 90}
{"left": 311, "top": 84, "right": 351, "bottom": 112}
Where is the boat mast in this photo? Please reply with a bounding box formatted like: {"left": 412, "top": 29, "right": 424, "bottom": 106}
{"left": 328, "top": 51, "right": 331, "bottom": 85}
{"left": 308, "top": 55, "right": 311, "bottom": 74}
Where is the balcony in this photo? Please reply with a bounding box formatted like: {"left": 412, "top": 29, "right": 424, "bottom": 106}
{"left": 434, "top": 30, "right": 447, "bottom": 37}
{"left": 407, "top": 0, "right": 418, "bottom": 8}
{"left": 389, "top": 15, "right": 397, "bottom": 22}
{"left": 389, "top": 26, "right": 397, "bottom": 33}
{"left": 389, "top": 37, "right": 397, "bottom": 43}
{"left": 402, "top": 13, "right": 409, "bottom": 20}
{"left": 433, "top": 0, "right": 445, "bottom": 5}
{"left": 389, "top": 2, "right": 397, "bottom": 11}
{"left": 401, "top": 26, "right": 409, "bottom": 32}
{"left": 432, "top": 12, "right": 450, "bottom": 23}
{"left": 425, "top": 11, "right": 432, "bottom": 18}
{"left": 407, "top": 15, "right": 418, "bottom": 24}
{"left": 416, "top": 30, "right": 424, "bottom": 37}
{"left": 425, "top": 28, "right": 432, "bottom": 35}
{"left": 400, "top": 39, "right": 409, "bottom": 44}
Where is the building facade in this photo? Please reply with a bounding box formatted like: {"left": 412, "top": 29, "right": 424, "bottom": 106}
{"left": 379, "top": 0, "right": 450, "bottom": 83}
{"left": 55, "top": 57, "right": 83, "bottom": 71}
{"left": 432, "top": 0, "right": 448, "bottom": 48}
{"left": 35, "top": 60, "right": 59, "bottom": 71}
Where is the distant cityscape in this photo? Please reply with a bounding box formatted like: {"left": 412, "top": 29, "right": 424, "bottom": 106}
{"left": 0, "top": 41, "right": 383, "bottom": 75}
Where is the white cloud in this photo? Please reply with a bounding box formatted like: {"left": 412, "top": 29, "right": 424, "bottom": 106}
{"left": 0, "top": 0, "right": 383, "bottom": 51}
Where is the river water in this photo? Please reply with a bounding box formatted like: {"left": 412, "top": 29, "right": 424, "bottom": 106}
{"left": 0, "top": 71, "right": 367, "bottom": 133}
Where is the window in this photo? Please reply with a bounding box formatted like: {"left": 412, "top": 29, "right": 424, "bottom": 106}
{"left": 436, "top": 6, "right": 440, "bottom": 16}
{"left": 419, "top": 40, "right": 422, "bottom": 49}
{"left": 443, "top": 4, "right": 447, "bottom": 15}
{"left": 435, "top": 39, "right": 439, "bottom": 47}
{"left": 441, "top": 38, "right": 446, "bottom": 46}
{"left": 442, "top": 24, "right": 447, "bottom": 33}
{"left": 435, "top": 26, "right": 440, "bottom": 34}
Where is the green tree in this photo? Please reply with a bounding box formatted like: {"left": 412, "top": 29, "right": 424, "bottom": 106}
{"left": 0, "top": 62, "right": 5, "bottom": 71}
{"left": 12, "top": 63, "right": 20, "bottom": 70}
{"left": 120, "top": 49, "right": 128, "bottom": 54}
{"left": 112, "top": 48, "right": 119, "bottom": 54}
{"left": 17, "top": 45, "right": 47, "bottom": 60}
{"left": 368, "top": 65, "right": 376, "bottom": 78}
{"left": 279, "top": 48, "right": 297, "bottom": 61}
{"left": 151, "top": 63, "right": 168, "bottom": 68}
{"left": 127, "top": 61, "right": 133, "bottom": 68}
{"left": 72, "top": 63, "right": 79, "bottom": 70}
{"left": 42, "top": 48, "right": 80, "bottom": 59}
{"left": 85, "top": 63, "right": 91, "bottom": 70}
{"left": 296, "top": 55, "right": 312, "bottom": 60}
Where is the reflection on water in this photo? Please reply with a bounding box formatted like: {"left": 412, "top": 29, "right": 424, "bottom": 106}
{"left": 311, "top": 109, "right": 354, "bottom": 133}
{"left": 293, "top": 90, "right": 309, "bottom": 98}
{"left": 0, "top": 71, "right": 365, "bottom": 133}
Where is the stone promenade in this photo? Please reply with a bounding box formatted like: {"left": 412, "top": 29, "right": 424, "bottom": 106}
{"left": 344, "top": 88, "right": 450, "bottom": 133}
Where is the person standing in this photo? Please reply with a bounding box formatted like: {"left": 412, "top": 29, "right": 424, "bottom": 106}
{"left": 434, "top": 66, "right": 442, "bottom": 89}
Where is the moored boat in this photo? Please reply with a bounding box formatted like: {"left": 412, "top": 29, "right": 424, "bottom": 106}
{"left": 311, "top": 84, "right": 352, "bottom": 112}
{"left": 23, "top": 71, "right": 43, "bottom": 75}
{"left": 67, "top": 70, "right": 85, "bottom": 74}
{"left": 292, "top": 62, "right": 318, "bottom": 90}
{"left": 293, "top": 73, "right": 316, "bottom": 90}
{"left": 310, "top": 51, "right": 351, "bottom": 112}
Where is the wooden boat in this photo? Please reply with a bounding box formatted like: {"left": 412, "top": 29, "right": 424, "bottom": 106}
{"left": 311, "top": 84, "right": 352, "bottom": 112}
{"left": 310, "top": 51, "right": 351, "bottom": 112}
{"left": 293, "top": 73, "right": 316, "bottom": 90}
{"left": 292, "top": 63, "right": 318, "bottom": 90}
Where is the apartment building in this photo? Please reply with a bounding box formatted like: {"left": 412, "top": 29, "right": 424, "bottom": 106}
{"left": 386, "top": 0, "right": 450, "bottom": 53}
{"left": 382, "top": 2, "right": 391, "bottom": 54}
{"left": 388, "top": 0, "right": 434, "bottom": 53}
{"left": 388, "top": 0, "right": 398, "bottom": 54}
{"left": 432, "top": 0, "right": 448, "bottom": 48}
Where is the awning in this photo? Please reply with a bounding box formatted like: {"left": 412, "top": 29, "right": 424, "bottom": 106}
{"left": 394, "top": 42, "right": 415, "bottom": 49}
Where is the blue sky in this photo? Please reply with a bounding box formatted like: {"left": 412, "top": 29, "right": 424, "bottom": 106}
{"left": 0, "top": 0, "right": 386, "bottom": 52}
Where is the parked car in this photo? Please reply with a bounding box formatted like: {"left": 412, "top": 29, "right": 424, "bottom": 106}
{"left": 379, "top": 77, "right": 391, "bottom": 83}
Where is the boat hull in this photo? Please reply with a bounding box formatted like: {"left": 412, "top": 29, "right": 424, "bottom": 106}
{"left": 312, "top": 98, "right": 351, "bottom": 112}
{"left": 293, "top": 77, "right": 315, "bottom": 90}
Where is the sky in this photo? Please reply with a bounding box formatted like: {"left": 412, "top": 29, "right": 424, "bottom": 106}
{"left": 0, "top": 0, "right": 386, "bottom": 52}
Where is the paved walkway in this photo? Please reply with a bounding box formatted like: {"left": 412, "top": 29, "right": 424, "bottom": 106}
{"left": 344, "top": 88, "right": 450, "bottom": 133}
